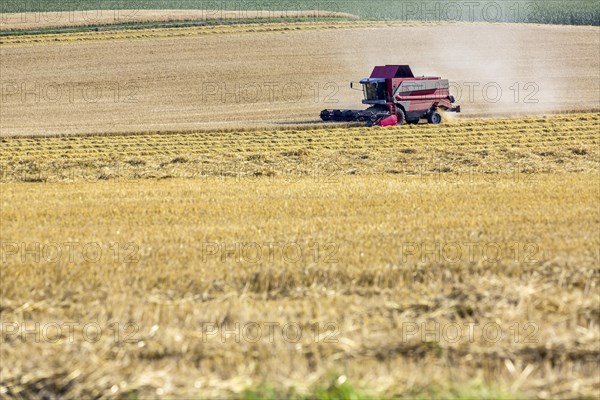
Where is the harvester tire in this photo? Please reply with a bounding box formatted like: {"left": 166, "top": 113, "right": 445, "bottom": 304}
{"left": 428, "top": 111, "right": 442, "bottom": 124}
{"left": 397, "top": 109, "right": 406, "bottom": 125}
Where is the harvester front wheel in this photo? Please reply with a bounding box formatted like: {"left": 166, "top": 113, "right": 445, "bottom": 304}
{"left": 428, "top": 110, "right": 442, "bottom": 124}
{"left": 396, "top": 109, "right": 406, "bottom": 125}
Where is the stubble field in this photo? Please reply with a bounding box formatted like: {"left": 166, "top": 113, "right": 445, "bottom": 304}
{"left": 1, "top": 15, "right": 599, "bottom": 400}
{"left": 2, "top": 111, "right": 599, "bottom": 398}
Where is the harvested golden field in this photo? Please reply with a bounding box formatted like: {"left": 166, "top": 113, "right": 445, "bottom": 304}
{"left": 1, "top": 22, "right": 599, "bottom": 136}
{"left": 1, "top": 12, "right": 600, "bottom": 399}
{"left": 1, "top": 112, "right": 599, "bottom": 398}
{"left": 1, "top": 113, "right": 598, "bottom": 182}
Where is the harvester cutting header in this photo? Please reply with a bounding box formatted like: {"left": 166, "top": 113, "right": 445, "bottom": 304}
{"left": 321, "top": 65, "right": 460, "bottom": 126}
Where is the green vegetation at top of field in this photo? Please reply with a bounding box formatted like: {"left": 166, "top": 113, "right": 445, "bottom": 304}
{"left": 0, "top": 16, "right": 352, "bottom": 36}
{"left": 1, "top": 0, "right": 599, "bottom": 26}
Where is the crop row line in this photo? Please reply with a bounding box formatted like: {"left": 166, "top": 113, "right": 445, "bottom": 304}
{"left": 3, "top": 134, "right": 597, "bottom": 155}
{"left": 3, "top": 126, "right": 597, "bottom": 149}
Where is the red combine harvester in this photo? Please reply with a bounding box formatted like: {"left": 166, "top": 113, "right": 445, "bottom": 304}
{"left": 321, "top": 65, "right": 460, "bottom": 126}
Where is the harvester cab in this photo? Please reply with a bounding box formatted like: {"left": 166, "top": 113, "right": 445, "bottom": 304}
{"left": 359, "top": 78, "right": 387, "bottom": 104}
{"left": 321, "top": 65, "right": 460, "bottom": 126}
